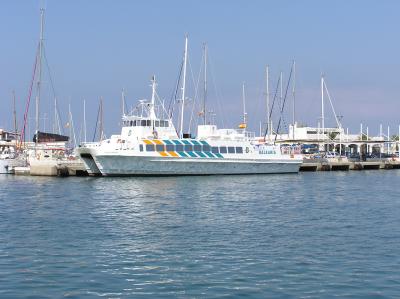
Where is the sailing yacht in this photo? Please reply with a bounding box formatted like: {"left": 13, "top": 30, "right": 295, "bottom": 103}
{"left": 77, "top": 76, "right": 302, "bottom": 176}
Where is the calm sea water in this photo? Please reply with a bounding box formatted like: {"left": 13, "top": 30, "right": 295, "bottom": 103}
{"left": 0, "top": 171, "right": 400, "bottom": 298}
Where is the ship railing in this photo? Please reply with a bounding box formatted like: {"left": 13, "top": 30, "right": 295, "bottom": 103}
{"left": 244, "top": 131, "right": 255, "bottom": 141}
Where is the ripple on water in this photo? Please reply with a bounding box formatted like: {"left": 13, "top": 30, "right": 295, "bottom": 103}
{"left": 0, "top": 172, "right": 400, "bottom": 298}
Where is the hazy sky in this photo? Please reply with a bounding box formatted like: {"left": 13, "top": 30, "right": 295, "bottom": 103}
{"left": 1, "top": 1, "right": 400, "bottom": 140}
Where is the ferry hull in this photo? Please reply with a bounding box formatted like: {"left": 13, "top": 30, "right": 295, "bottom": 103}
{"left": 92, "top": 155, "right": 301, "bottom": 176}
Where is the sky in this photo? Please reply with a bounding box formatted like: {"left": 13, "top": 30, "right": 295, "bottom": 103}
{"left": 1, "top": 0, "right": 400, "bottom": 141}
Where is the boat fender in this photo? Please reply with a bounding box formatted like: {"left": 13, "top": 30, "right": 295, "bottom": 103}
{"left": 245, "top": 147, "right": 250, "bottom": 153}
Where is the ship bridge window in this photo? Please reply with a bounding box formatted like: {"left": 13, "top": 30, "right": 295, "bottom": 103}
{"left": 211, "top": 146, "right": 219, "bottom": 154}
{"left": 156, "top": 144, "right": 165, "bottom": 152}
{"left": 146, "top": 120, "right": 151, "bottom": 126}
{"left": 155, "top": 120, "right": 160, "bottom": 127}
{"left": 146, "top": 144, "right": 155, "bottom": 151}
{"left": 219, "top": 146, "right": 227, "bottom": 153}
{"left": 228, "top": 147, "right": 235, "bottom": 153}
{"left": 184, "top": 145, "right": 193, "bottom": 151}
{"left": 236, "top": 147, "right": 243, "bottom": 154}
{"left": 141, "top": 120, "right": 147, "bottom": 126}
{"left": 194, "top": 144, "right": 202, "bottom": 151}
{"left": 166, "top": 144, "right": 174, "bottom": 151}
{"left": 176, "top": 144, "right": 184, "bottom": 152}
{"left": 159, "top": 120, "right": 169, "bottom": 127}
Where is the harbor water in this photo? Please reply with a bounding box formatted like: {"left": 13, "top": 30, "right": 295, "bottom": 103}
{"left": 1, "top": 171, "right": 400, "bottom": 298}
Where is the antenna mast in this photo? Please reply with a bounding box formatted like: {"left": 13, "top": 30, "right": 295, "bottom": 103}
{"left": 179, "top": 35, "right": 188, "bottom": 138}
{"left": 242, "top": 82, "right": 247, "bottom": 132}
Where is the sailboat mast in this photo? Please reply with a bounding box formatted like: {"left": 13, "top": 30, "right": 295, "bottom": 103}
{"left": 179, "top": 35, "right": 188, "bottom": 138}
{"left": 266, "top": 65, "right": 270, "bottom": 138}
{"left": 203, "top": 43, "right": 207, "bottom": 125}
{"left": 13, "top": 90, "right": 18, "bottom": 140}
{"left": 99, "top": 97, "right": 103, "bottom": 141}
{"left": 83, "top": 99, "right": 87, "bottom": 143}
{"left": 292, "top": 60, "right": 296, "bottom": 140}
{"left": 35, "top": 8, "right": 45, "bottom": 144}
{"left": 321, "top": 75, "right": 325, "bottom": 145}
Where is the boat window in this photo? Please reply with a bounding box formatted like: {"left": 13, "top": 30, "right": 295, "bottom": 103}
{"left": 211, "top": 146, "right": 219, "bottom": 154}
{"left": 132, "top": 120, "right": 137, "bottom": 126}
{"left": 203, "top": 144, "right": 211, "bottom": 152}
{"left": 164, "top": 121, "right": 169, "bottom": 127}
{"left": 219, "top": 146, "right": 227, "bottom": 153}
{"left": 166, "top": 144, "right": 174, "bottom": 151}
{"left": 141, "top": 120, "right": 147, "bottom": 126}
{"left": 146, "top": 120, "right": 151, "bottom": 126}
{"left": 156, "top": 144, "right": 165, "bottom": 152}
{"left": 184, "top": 145, "right": 193, "bottom": 151}
{"left": 155, "top": 120, "right": 160, "bottom": 127}
{"left": 159, "top": 120, "right": 164, "bottom": 127}
{"left": 139, "top": 144, "right": 143, "bottom": 152}
{"left": 176, "top": 144, "right": 184, "bottom": 151}
{"left": 146, "top": 144, "right": 155, "bottom": 151}
{"left": 194, "top": 145, "right": 202, "bottom": 151}
{"left": 236, "top": 147, "right": 243, "bottom": 154}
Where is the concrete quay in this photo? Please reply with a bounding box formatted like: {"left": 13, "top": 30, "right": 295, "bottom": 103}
{"left": 300, "top": 158, "right": 400, "bottom": 172}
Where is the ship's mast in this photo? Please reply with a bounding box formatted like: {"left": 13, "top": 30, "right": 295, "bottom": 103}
{"left": 35, "top": 8, "right": 45, "bottom": 145}
{"left": 179, "top": 35, "right": 188, "bottom": 138}
{"left": 121, "top": 88, "right": 126, "bottom": 117}
{"left": 203, "top": 43, "right": 207, "bottom": 125}
{"left": 150, "top": 76, "right": 157, "bottom": 120}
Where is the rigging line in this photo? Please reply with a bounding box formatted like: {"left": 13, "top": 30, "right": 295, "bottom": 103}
{"left": 263, "top": 75, "right": 280, "bottom": 138}
{"left": 168, "top": 59, "right": 184, "bottom": 119}
{"left": 274, "top": 64, "right": 294, "bottom": 142}
{"left": 323, "top": 80, "right": 341, "bottom": 128}
{"left": 43, "top": 46, "right": 64, "bottom": 134}
{"left": 92, "top": 102, "right": 101, "bottom": 142}
{"left": 188, "top": 53, "right": 204, "bottom": 134}
{"left": 208, "top": 51, "right": 225, "bottom": 128}
{"left": 20, "top": 43, "right": 40, "bottom": 148}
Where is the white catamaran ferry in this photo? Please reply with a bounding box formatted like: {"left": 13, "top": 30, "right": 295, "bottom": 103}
{"left": 77, "top": 78, "right": 302, "bottom": 176}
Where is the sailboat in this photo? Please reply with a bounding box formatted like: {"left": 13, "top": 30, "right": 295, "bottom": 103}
{"left": 77, "top": 37, "right": 302, "bottom": 176}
